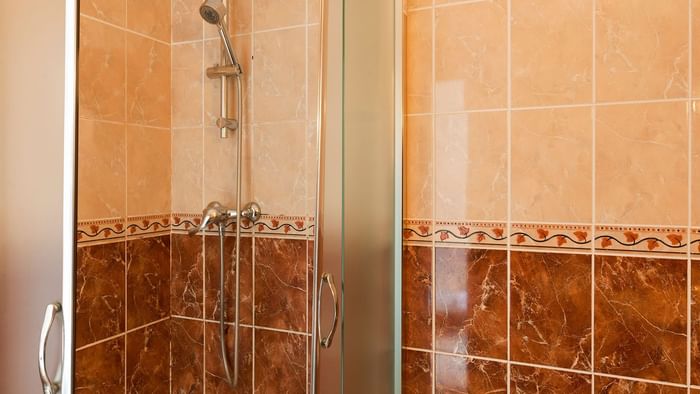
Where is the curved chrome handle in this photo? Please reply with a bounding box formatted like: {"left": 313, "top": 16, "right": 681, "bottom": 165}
{"left": 39, "top": 303, "right": 63, "bottom": 394}
{"left": 317, "top": 273, "right": 338, "bottom": 348}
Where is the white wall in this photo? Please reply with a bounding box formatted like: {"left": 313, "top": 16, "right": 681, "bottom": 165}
{"left": 0, "top": 0, "right": 66, "bottom": 391}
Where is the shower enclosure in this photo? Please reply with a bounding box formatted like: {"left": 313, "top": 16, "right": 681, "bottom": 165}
{"left": 37, "top": 0, "right": 401, "bottom": 392}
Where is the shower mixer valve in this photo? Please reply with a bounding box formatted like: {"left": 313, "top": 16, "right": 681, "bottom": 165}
{"left": 188, "top": 201, "right": 261, "bottom": 235}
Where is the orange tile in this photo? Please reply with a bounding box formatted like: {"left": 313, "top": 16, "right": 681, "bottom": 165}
{"left": 406, "top": 9, "right": 433, "bottom": 114}
{"left": 596, "top": 102, "right": 688, "bottom": 226}
{"left": 172, "top": 42, "right": 203, "bottom": 128}
{"left": 79, "top": 17, "right": 126, "bottom": 122}
{"left": 596, "top": 0, "right": 689, "bottom": 101}
{"left": 172, "top": 128, "right": 203, "bottom": 213}
{"left": 77, "top": 120, "right": 126, "bottom": 220}
{"left": 229, "top": 0, "right": 253, "bottom": 35}
{"left": 512, "top": 0, "right": 593, "bottom": 107}
{"left": 126, "top": 126, "right": 172, "bottom": 216}
{"left": 126, "top": 33, "right": 171, "bottom": 128}
{"left": 81, "top": 0, "right": 126, "bottom": 27}
{"left": 692, "top": 101, "right": 700, "bottom": 227}
{"left": 126, "top": 0, "right": 171, "bottom": 42}
{"left": 435, "top": 111, "right": 507, "bottom": 221}
{"left": 253, "top": 0, "right": 306, "bottom": 31}
{"left": 406, "top": 0, "right": 431, "bottom": 9}
{"left": 435, "top": 0, "right": 507, "bottom": 111}
{"left": 512, "top": 107, "right": 592, "bottom": 223}
{"left": 253, "top": 28, "right": 306, "bottom": 123}
{"left": 172, "top": 0, "right": 203, "bottom": 43}
{"left": 404, "top": 115, "right": 433, "bottom": 220}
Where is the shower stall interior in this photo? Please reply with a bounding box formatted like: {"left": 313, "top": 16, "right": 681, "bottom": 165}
{"left": 49, "top": 0, "right": 400, "bottom": 393}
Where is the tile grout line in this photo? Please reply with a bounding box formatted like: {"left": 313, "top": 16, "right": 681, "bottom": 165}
{"left": 76, "top": 316, "right": 171, "bottom": 352}
{"left": 506, "top": 0, "right": 512, "bottom": 390}
{"left": 430, "top": 0, "right": 437, "bottom": 391}
{"left": 199, "top": 9, "right": 207, "bottom": 392}
{"left": 123, "top": 3, "right": 129, "bottom": 392}
{"left": 251, "top": 1, "right": 257, "bottom": 389}
{"left": 591, "top": 1, "right": 597, "bottom": 391}
{"left": 687, "top": 0, "right": 694, "bottom": 391}
{"left": 80, "top": 13, "right": 171, "bottom": 46}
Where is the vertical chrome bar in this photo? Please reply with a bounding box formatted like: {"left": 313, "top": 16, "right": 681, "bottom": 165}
{"left": 220, "top": 74, "right": 229, "bottom": 138}
{"left": 232, "top": 73, "right": 243, "bottom": 386}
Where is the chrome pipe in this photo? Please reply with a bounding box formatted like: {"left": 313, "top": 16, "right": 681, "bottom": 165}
{"left": 232, "top": 72, "right": 244, "bottom": 387}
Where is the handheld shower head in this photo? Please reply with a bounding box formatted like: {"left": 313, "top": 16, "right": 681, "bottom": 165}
{"left": 199, "top": 0, "right": 241, "bottom": 70}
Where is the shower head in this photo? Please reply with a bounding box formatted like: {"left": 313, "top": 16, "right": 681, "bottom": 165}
{"left": 199, "top": 0, "right": 226, "bottom": 26}
{"left": 199, "top": 0, "right": 241, "bottom": 70}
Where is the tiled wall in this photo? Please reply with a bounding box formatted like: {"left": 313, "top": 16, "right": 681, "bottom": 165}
{"left": 403, "top": 0, "right": 700, "bottom": 392}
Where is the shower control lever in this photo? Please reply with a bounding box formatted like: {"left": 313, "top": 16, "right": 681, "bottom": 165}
{"left": 188, "top": 201, "right": 262, "bottom": 235}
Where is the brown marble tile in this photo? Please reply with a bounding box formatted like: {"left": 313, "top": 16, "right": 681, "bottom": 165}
{"left": 205, "top": 236, "right": 253, "bottom": 324}
{"left": 76, "top": 241, "right": 126, "bottom": 348}
{"left": 595, "top": 376, "right": 687, "bottom": 393}
{"left": 403, "top": 349, "right": 432, "bottom": 394}
{"left": 171, "top": 234, "right": 204, "bottom": 318}
{"left": 126, "top": 321, "right": 170, "bottom": 393}
{"left": 595, "top": 255, "right": 687, "bottom": 383}
{"left": 205, "top": 323, "right": 253, "bottom": 393}
{"left": 254, "top": 329, "right": 306, "bottom": 393}
{"left": 127, "top": 235, "right": 170, "bottom": 328}
{"left": 510, "top": 365, "right": 591, "bottom": 393}
{"left": 254, "top": 237, "right": 307, "bottom": 332}
{"left": 75, "top": 336, "right": 125, "bottom": 393}
{"left": 694, "top": 260, "right": 700, "bottom": 385}
{"left": 171, "top": 318, "right": 204, "bottom": 393}
{"left": 435, "top": 248, "right": 507, "bottom": 359}
{"left": 510, "top": 251, "right": 592, "bottom": 370}
{"left": 307, "top": 239, "right": 314, "bottom": 334}
{"left": 403, "top": 245, "right": 433, "bottom": 349}
{"left": 435, "top": 354, "right": 507, "bottom": 393}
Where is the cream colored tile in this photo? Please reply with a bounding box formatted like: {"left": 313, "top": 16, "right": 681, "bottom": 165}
{"left": 407, "top": 0, "right": 432, "bottom": 9}
{"left": 306, "top": 121, "right": 318, "bottom": 219}
{"left": 126, "top": 33, "right": 171, "bottom": 128}
{"left": 203, "top": 126, "right": 252, "bottom": 208}
{"left": 126, "top": 126, "right": 172, "bottom": 216}
{"left": 81, "top": 0, "right": 125, "bottom": 26}
{"left": 308, "top": 0, "right": 321, "bottom": 24}
{"left": 252, "top": 122, "right": 306, "bottom": 216}
{"left": 253, "top": 28, "right": 306, "bottom": 123}
{"left": 693, "top": 0, "right": 700, "bottom": 97}
{"left": 229, "top": 0, "right": 253, "bottom": 35}
{"left": 404, "top": 115, "right": 433, "bottom": 220}
{"left": 691, "top": 101, "right": 700, "bottom": 227}
{"left": 172, "top": 0, "right": 203, "bottom": 42}
{"left": 512, "top": 0, "right": 593, "bottom": 107}
{"left": 78, "top": 120, "right": 126, "bottom": 220}
{"left": 596, "top": 0, "right": 689, "bottom": 101}
{"left": 406, "top": 9, "right": 433, "bottom": 114}
{"left": 172, "top": 42, "right": 203, "bottom": 128}
{"left": 435, "top": 111, "right": 507, "bottom": 222}
{"left": 308, "top": 26, "right": 320, "bottom": 123}
{"left": 126, "top": 0, "right": 171, "bottom": 42}
{"left": 254, "top": 0, "right": 305, "bottom": 31}
{"left": 79, "top": 17, "right": 126, "bottom": 122}
{"left": 596, "top": 102, "right": 688, "bottom": 226}
{"left": 435, "top": 0, "right": 507, "bottom": 112}
{"left": 172, "top": 128, "right": 203, "bottom": 213}
{"left": 512, "top": 107, "right": 593, "bottom": 223}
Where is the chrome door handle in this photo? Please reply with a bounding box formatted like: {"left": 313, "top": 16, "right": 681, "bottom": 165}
{"left": 39, "top": 303, "right": 63, "bottom": 394}
{"left": 317, "top": 273, "right": 338, "bottom": 348}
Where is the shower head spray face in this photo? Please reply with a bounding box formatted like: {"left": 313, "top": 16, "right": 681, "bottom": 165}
{"left": 199, "top": 0, "right": 226, "bottom": 26}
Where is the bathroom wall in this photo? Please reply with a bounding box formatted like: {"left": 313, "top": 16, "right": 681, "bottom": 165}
{"left": 403, "top": 0, "right": 700, "bottom": 392}
{"left": 75, "top": 0, "right": 172, "bottom": 391}
{"left": 168, "top": 0, "right": 320, "bottom": 392}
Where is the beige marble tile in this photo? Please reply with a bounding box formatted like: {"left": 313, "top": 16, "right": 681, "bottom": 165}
{"left": 693, "top": 0, "right": 700, "bottom": 98}
{"left": 253, "top": 27, "right": 306, "bottom": 123}
{"left": 596, "top": 0, "right": 689, "bottom": 101}
{"left": 691, "top": 101, "right": 700, "bottom": 227}
{"left": 435, "top": 111, "right": 507, "bottom": 222}
{"left": 596, "top": 102, "right": 688, "bottom": 226}
{"left": 253, "top": 0, "right": 306, "bottom": 31}
{"left": 435, "top": 0, "right": 507, "bottom": 112}
{"left": 172, "top": 42, "right": 203, "bottom": 128}
{"left": 407, "top": 0, "right": 432, "bottom": 9}
{"left": 512, "top": 107, "right": 593, "bottom": 223}
{"left": 79, "top": 17, "right": 126, "bottom": 122}
{"left": 308, "top": 0, "right": 321, "bottom": 24}
{"left": 203, "top": 126, "right": 252, "bottom": 209}
{"left": 126, "top": 0, "right": 171, "bottom": 42}
{"left": 308, "top": 25, "right": 321, "bottom": 124}
{"left": 126, "top": 126, "right": 172, "bottom": 216}
{"left": 172, "top": 128, "right": 203, "bottom": 213}
{"left": 252, "top": 122, "right": 306, "bottom": 217}
{"left": 126, "top": 33, "right": 171, "bottom": 128}
{"left": 512, "top": 0, "right": 593, "bottom": 107}
{"left": 81, "top": 0, "right": 125, "bottom": 27}
{"left": 404, "top": 115, "right": 433, "bottom": 220}
{"left": 229, "top": 0, "right": 253, "bottom": 35}
{"left": 172, "top": 0, "right": 203, "bottom": 43}
{"left": 406, "top": 9, "right": 433, "bottom": 115}
{"left": 78, "top": 120, "right": 126, "bottom": 220}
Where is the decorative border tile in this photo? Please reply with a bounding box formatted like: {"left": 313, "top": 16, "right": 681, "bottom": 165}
{"left": 77, "top": 217, "right": 126, "bottom": 243}
{"left": 595, "top": 225, "right": 688, "bottom": 257}
{"left": 126, "top": 214, "right": 171, "bottom": 237}
{"left": 689, "top": 227, "right": 699, "bottom": 256}
{"left": 402, "top": 220, "right": 433, "bottom": 243}
{"left": 171, "top": 212, "right": 256, "bottom": 234}
{"left": 434, "top": 221, "right": 507, "bottom": 247}
{"left": 511, "top": 223, "right": 592, "bottom": 251}
{"left": 254, "top": 215, "right": 310, "bottom": 237}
